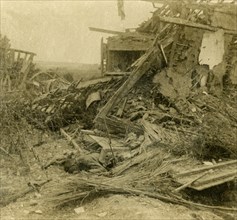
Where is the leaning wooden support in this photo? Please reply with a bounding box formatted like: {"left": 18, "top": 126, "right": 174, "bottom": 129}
{"left": 9, "top": 48, "right": 36, "bottom": 56}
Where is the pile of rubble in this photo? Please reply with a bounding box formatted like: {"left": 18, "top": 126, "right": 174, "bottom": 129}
{"left": 29, "top": 0, "right": 237, "bottom": 212}
{"left": 31, "top": 0, "right": 237, "bottom": 155}
{"left": 1, "top": 0, "right": 237, "bottom": 216}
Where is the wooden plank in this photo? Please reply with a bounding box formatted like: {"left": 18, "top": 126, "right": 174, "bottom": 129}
{"left": 89, "top": 27, "right": 124, "bottom": 35}
{"left": 157, "top": 16, "right": 237, "bottom": 35}
{"left": 107, "top": 33, "right": 154, "bottom": 51}
{"left": 116, "top": 97, "right": 127, "bottom": 117}
{"left": 107, "top": 38, "right": 152, "bottom": 51}
{"left": 107, "top": 47, "right": 149, "bottom": 51}
{"left": 190, "top": 170, "right": 237, "bottom": 191}
{"left": 174, "top": 171, "right": 210, "bottom": 192}
{"left": 76, "top": 76, "right": 118, "bottom": 89}
{"left": 142, "top": 0, "right": 236, "bottom": 10}
{"left": 9, "top": 48, "right": 36, "bottom": 56}
{"left": 176, "top": 160, "right": 237, "bottom": 177}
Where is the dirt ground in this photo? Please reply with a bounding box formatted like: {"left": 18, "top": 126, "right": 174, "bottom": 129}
{"left": 0, "top": 194, "right": 224, "bottom": 220}
{"left": 0, "top": 132, "right": 231, "bottom": 220}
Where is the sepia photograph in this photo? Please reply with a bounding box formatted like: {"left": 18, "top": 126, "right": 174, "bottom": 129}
{"left": 0, "top": 0, "right": 237, "bottom": 219}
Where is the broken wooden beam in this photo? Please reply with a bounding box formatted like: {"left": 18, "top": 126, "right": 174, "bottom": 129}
{"left": 174, "top": 160, "right": 237, "bottom": 191}
{"left": 173, "top": 171, "right": 211, "bottom": 192}
{"left": 105, "top": 72, "right": 130, "bottom": 76}
{"left": 143, "top": 0, "right": 236, "bottom": 12}
{"left": 157, "top": 16, "right": 237, "bottom": 35}
{"left": 116, "top": 97, "right": 127, "bottom": 117}
{"left": 9, "top": 48, "right": 36, "bottom": 56}
{"left": 89, "top": 27, "right": 124, "bottom": 35}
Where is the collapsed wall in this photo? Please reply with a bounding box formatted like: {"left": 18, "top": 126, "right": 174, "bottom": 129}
{"left": 94, "top": 1, "right": 237, "bottom": 158}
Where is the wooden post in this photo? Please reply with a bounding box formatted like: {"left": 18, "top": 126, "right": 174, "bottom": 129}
{"left": 19, "top": 54, "right": 34, "bottom": 89}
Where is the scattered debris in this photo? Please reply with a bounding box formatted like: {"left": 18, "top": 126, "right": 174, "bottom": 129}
{"left": 1, "top": 0, "right": 237, "bottom": 217}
